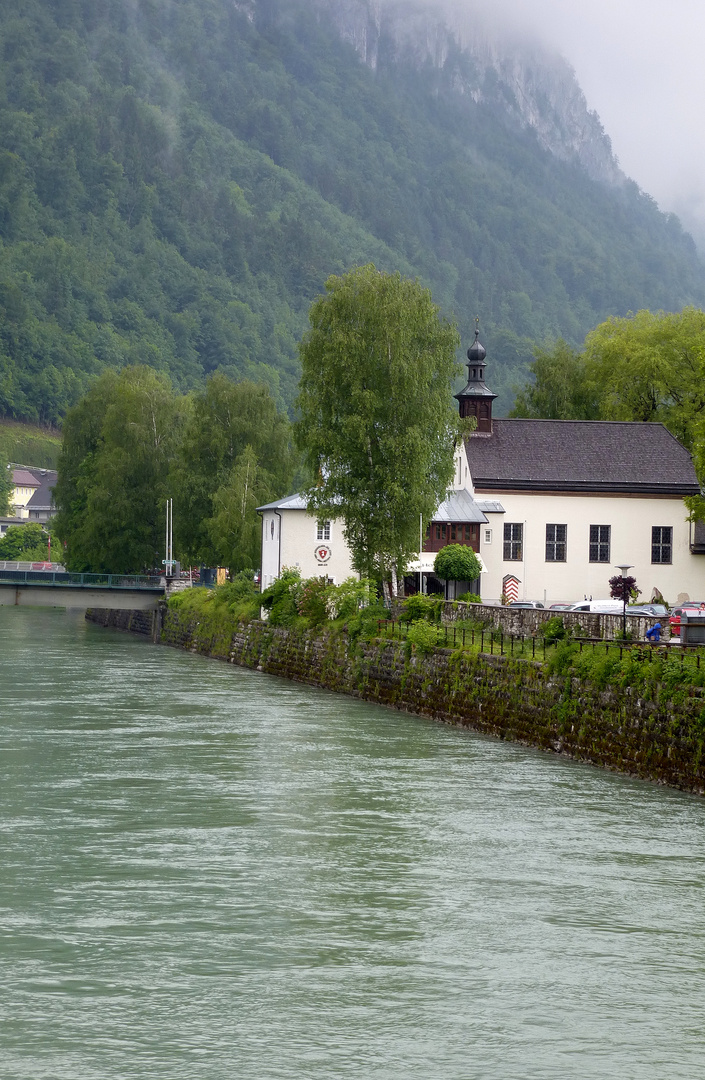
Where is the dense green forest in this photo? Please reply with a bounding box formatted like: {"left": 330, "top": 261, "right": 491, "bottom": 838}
{"left": 2, "top": 0, "right": 705, "bottom": 425}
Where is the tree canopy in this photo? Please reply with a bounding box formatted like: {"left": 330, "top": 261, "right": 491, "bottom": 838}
{"left": 171, "top": 374, "right": 296, "bottom": 572}
{"left": 295, "top": 265, "right": 461, "bottom": 587}
{"left": 53, "top": 367, "right": 187, "bottom": 573}
{"left": 512, "top": 307, "right": 705, "bottom": 450}
{"left": 0, "top": 522, "right": 49, "bottom": 561}
{"left": 52, "top": 367, "right": 295, "bottom": 574}
{"left": 434, "top": 544, "right": 482, "bottom": 584}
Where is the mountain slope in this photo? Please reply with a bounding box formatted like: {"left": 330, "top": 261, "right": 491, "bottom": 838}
{"left": 0, "top": 0, "right": 703, "bottom": 423}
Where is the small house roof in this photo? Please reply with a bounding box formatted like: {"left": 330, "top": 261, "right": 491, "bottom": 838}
{"left": 12, "top": 469, "right": 41, "bottom": 488}
{"left": 257, "top": 492, "right": 309, "bottom": 512}
{"left": 431, "top": 489, "right": 488, "bottom": 524}
{"left": 465, "top": 419, "right": 700, "bottom": 495}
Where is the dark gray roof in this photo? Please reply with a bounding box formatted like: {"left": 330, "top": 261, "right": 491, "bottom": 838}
{"left": 465, "top": 420, "right": 699, "bottom": 495}
{"left": 25, "top": 470, "right": 58, "bottom": 510}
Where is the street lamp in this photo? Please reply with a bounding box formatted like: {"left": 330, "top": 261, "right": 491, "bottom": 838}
{"left": 615, "top": 563, "right": 633, "bottom": 638}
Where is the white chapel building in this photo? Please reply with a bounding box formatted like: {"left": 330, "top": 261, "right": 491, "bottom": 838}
{"left": 259, "top": 329, "right": 705, "bottom": 607}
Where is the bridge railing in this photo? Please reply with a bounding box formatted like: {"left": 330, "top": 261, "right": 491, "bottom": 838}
{"left": 0, "top": 569, "right": 164, "bottom": 590}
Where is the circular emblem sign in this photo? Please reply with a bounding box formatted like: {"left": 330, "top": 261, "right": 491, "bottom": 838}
{"left": 314, "top": 544, "right": 331, "bottom": 564}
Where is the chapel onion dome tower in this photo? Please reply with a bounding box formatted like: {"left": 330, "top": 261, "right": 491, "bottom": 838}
{"left": 454, "top": 319, "right": 497, "bottom": 434}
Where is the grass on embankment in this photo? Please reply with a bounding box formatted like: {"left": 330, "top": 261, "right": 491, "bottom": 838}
{"left": 0, "top": 418, "right": 61, "bottom": 468}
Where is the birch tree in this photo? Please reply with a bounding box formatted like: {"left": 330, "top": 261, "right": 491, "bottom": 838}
{"left": 295, "top": 265, "right": 461, "bottom": 594}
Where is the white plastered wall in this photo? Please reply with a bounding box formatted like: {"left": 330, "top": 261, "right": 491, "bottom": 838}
{"left": 477, "top": 492, "right": 705, "bottom": 607}
{"left": 260, "top": 509, "right": 357, "bottom": 589}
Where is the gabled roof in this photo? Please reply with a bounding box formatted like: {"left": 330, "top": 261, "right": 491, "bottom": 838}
{"left": 465, "top": 419, "right": 700, "bottom": 495}
{"left": 25, "top": 470, "right": 58, "bottom": 509}
{"left": 257, "top": 492, "right": 309, "bottom": 512}
{"left": 12, "top": 469, "right": 41, "bottom": 488}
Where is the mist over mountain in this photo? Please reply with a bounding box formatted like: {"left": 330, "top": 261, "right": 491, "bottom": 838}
{"left": 1, "top": 0, "right": 703, "bottom": 424}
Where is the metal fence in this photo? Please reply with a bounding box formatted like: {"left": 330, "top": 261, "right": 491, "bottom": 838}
{"left": 377, "top": 619, "right": 703, "bottom": 666}
{"left": 0, "top": 569, "right": 164, "bottom": 590}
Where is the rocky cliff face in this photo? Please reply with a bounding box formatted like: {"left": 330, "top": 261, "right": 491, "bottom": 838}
{"left": 312, "top": 0, "right": 624, "bottom": 186}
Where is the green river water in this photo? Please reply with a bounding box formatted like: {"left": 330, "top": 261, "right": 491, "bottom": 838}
{"left": 1, "top": 606, "right": 705, "bottom": 1079}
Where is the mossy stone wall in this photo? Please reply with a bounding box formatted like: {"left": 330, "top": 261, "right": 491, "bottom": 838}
{"left": 86, "top": 608, "right": 705, "bottom": 795}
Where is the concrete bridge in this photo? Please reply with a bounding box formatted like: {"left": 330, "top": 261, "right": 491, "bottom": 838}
{"left": 0, "top": 567, "right": 165, "bottom": 610}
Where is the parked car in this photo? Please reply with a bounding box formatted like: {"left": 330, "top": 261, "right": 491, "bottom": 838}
{"left": 508, "top": 600, "right": 544, "bottom": 608}
{"left": 569, "top": 599, "right": 624, "bottom": 614}
{"left": 548, "top": 602, "right": 574, "bottom": 611}
{"left": 669, "top": 603, "right": 704, "bottom": 633}
{"left": 628, "top": 603, "right": 668, "bottom": 617}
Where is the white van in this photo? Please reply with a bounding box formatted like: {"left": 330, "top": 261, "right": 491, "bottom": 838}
{"left": 568, "top": 599, "right": 625, "bottom": 614}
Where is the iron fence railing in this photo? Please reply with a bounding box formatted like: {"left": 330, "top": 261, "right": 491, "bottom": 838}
{"left": 376, "top": 619, "right": 703, "bottom": 666}
{"left": 0, "top": 569, "right": 164, "bottom": 590}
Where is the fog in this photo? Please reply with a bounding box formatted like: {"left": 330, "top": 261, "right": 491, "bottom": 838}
{"left": 416, "top": 0, "right": 705, "bottom": 246}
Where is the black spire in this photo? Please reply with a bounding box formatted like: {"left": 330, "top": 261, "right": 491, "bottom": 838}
{"left": 454, "top": 318, "right": 497, "bottom": 434}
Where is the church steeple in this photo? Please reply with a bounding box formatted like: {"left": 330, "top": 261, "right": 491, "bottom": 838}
{"left": 454, "top": 318, "right": 497, "bottom": 434}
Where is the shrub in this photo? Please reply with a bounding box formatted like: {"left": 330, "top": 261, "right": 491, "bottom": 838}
{"left": 405, "top": 621, "right": 442, "bottom": 655}
{"left": 296, "top": 576, "right": 331, "bottom": 625}
{"left": 345, "top": 599, "right": 389, "bottom": 642}
{"left": 456, "top": 592, "right": 482, "bottom": 604}
{"left": 329, "top": 577, "right": 374, "bottom": 619}
{"left": 400, "top": 594, "right": 444, "bottom": 624}
{"left": 537, "top": 616, "right": 566, "bottom": 645}
{"left": 260, "top": 567, "right": 303, "bottom": 627}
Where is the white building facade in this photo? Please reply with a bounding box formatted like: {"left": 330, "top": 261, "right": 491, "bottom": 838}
{"left": 258, "top": 494, "right": 356, "bottom": 589}
{"left": 259, "top": 332, "right": 705, "bottom": 607}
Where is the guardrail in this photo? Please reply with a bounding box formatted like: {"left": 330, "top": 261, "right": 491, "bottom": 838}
{"left": 0, "top": 569, "right": 164, "bottom": 590}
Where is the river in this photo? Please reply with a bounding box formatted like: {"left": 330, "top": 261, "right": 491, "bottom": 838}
{"left": 1, "top": 606, "right": 705, "bottom": 1078}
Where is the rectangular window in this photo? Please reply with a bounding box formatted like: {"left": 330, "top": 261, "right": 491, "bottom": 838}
{"left": 450, "top": 524, "right": 457, "bottom": 541}
{"left": 652, "top": 526, "right": 672, "bottom": 564}
{"left": 316, "top": 520, "right": 331, "bottom": 541}
{"left": 503, "top": 523, "right": 523, "bottom": 561}
{"left": 435, "top": 524, "right": 441, "bottom": 540}
{"left": 545, "top": 524, "right": 567, "bottom": 562}
{"left": 484, "top": 528, "right": 492, "bottom": 545}
{"left": 441, "top": 524, "right": 447, "bottom": 540}
{"left": 464, "top": 524, "right": 472, "bottom": 542}
{"left": 589, "top": 524, "right": 610, "bottom": 563}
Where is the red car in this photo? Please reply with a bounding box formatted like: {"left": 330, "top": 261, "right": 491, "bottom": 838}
{"left": 669, "top": 603, "right": 704, "bottom": 634}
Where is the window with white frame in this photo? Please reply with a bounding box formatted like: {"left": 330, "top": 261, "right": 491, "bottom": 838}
{"left": 316, "top": 520, "right": 331, "bottom": 541}
{"left": 651, "top": 526, "right": 672, "bottom": 564}
{"left": 589, "top": 524, "right": 610, "bottom": 563}
{"left": 503, "top": 522, "right": 523, "bottom": 561}
{"left": 484, "top": 528, "right": 492, "bottom": 544}
{"left": 545, "top": 523, "right": 566, "bottom": 562}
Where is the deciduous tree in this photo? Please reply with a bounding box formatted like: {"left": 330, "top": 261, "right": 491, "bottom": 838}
{"left": 170, "top": 374, "right": 296, "bottom": 572}
{"left": 53, "top": 367, "right": 186, "bottom": 572}
{"left": 295, "top": 265, "right": 461, "bottom": 592}
{"left": 434, "top": 544, "right": 482, "bottom": 587}
{"left": 0, "top": 457, "right": 13, "bottom": 515}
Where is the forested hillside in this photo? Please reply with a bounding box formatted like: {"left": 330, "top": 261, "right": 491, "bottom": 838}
{"left": 1, "top": 0, "right": 704, "bottom": 424}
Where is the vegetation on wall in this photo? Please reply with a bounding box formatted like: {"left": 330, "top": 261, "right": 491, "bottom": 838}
{"left": 1, "top": 0, "right": 704, "bottom": 426}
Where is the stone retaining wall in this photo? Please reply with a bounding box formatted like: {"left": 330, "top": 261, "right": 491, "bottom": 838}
{"left": 87, "top": 606, "right": 161, "bottom": 639}
{"left": 86, "top": 608, "right": 705, "bottom": 795}
{"left": 395, "top": 599, "right": 658, "bottom": 640}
